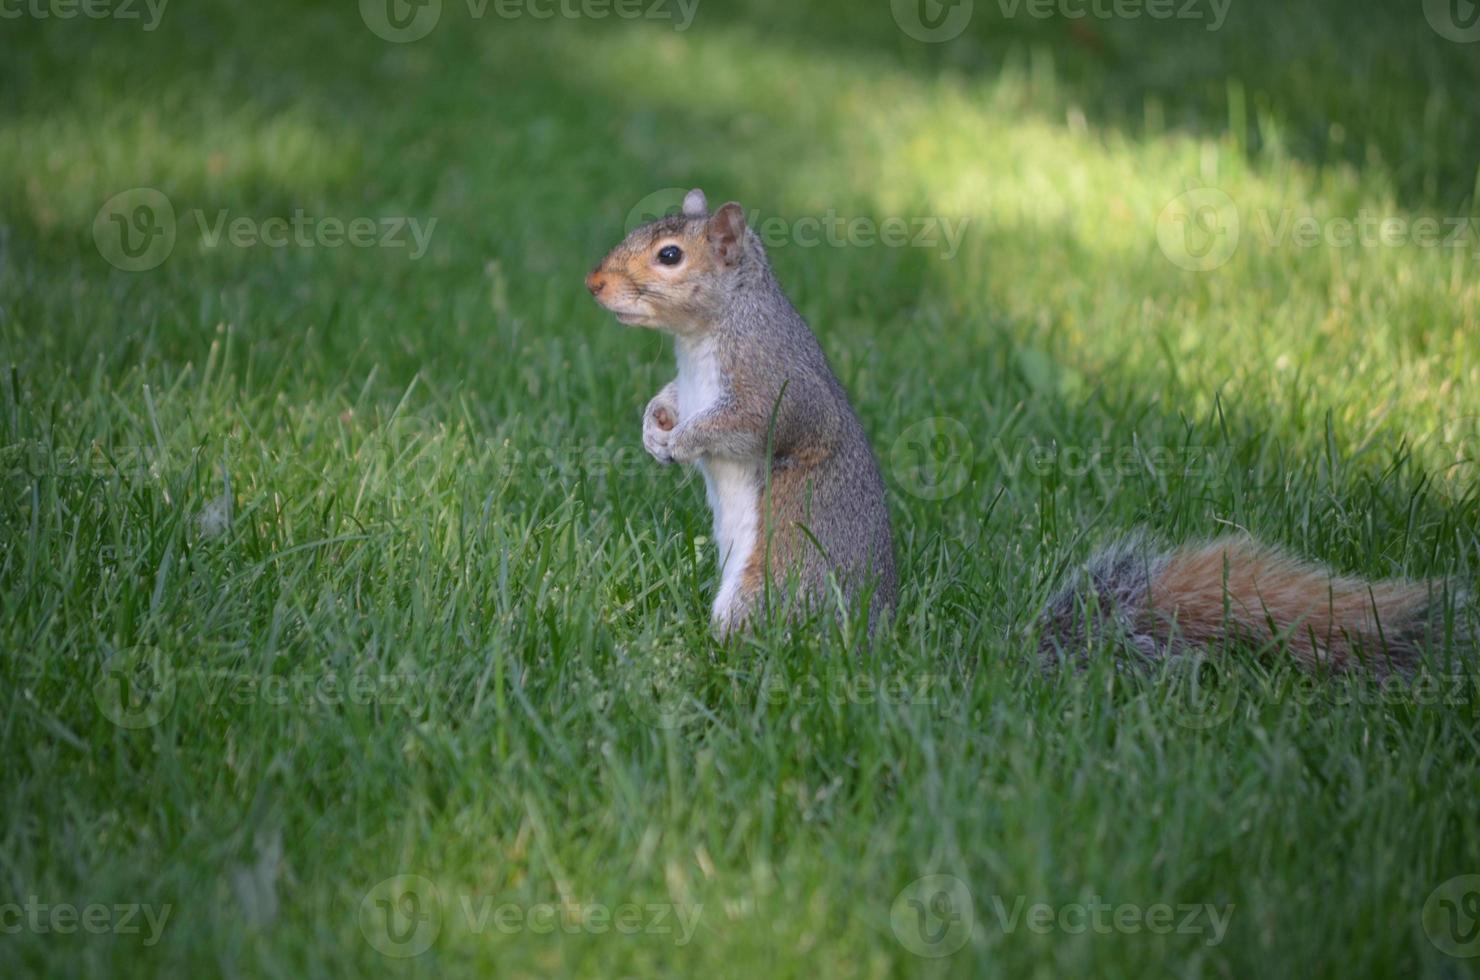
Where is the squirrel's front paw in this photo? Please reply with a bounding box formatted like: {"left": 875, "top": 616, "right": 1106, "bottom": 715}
{"left": 643, "top": 403, "right": 678, "bottom": 464}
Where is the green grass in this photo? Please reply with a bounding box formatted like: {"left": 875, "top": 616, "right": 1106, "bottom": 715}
{"left": 2, "top": 1, "right": 1480, "bottom": 976}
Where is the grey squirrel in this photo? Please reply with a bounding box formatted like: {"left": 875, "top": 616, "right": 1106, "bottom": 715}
{"left": 587, "top": 188, "right": 897, "bottom": 633}
{"left": 1037, "top": 531, "right": 1466, "bottom": 676}
{"left": 589, "top": 188, "right": 1466, "bottom": 674}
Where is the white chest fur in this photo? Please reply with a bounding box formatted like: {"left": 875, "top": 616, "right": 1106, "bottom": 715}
{"left": 673, "top": 337, "right": 761, "bottom": 625}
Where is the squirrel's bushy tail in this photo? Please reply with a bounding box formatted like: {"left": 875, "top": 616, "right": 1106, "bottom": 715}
{"left": 1038, "top": 533, "right": 1468, "bottom": 675}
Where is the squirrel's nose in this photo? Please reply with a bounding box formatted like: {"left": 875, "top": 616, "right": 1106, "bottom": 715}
{"left": 585, "top": 271, "right": 607, "bottom": 296}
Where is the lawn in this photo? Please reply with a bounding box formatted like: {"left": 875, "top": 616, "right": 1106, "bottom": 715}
{"left": 2, "top": 0, "right": 1479, "bottom": 976}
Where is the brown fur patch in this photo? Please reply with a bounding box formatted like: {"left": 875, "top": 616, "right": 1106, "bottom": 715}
{"left": 740, "top": 468, "right": 800, "bottom": 602}
{"left": 1147, "top": 536, "right": 1431, "bottom": 670}
{"left": 587, "top": 215, "right": 727, "bottom": 329}
{"left": 741, "top": 496, "right": 770, "bottom": 599}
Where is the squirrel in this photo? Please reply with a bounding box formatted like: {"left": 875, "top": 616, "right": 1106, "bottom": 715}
{"left": 586, "top": 188, "right": 897, "bottom": 634}
{"left": 589, "top": 188, "right": 1467, "bottom": 674}
{"left": 1038, "top": 531, "right": 1467, "bottom": 676}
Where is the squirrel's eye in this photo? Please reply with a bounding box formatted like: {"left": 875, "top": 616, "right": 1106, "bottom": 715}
{"left": 657, "top": 245, "right": 684, "bottom": 266}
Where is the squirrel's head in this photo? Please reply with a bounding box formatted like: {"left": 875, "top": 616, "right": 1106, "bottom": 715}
{"left": 586, "top": 188, "right": 760, "bottom": 333}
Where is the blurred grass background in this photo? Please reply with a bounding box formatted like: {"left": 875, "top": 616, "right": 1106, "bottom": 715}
{"left": 1, "top": 0, "right": 1479, "bottom": 977}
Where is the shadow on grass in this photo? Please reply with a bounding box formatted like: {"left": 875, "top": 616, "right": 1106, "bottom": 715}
{"left": 0, "top": 0, "right": 1476, "bottom": 595}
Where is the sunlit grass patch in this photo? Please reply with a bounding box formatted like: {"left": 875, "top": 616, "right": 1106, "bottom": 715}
{"left": 1, "top": 2, "right": 1478, "bottom": 977}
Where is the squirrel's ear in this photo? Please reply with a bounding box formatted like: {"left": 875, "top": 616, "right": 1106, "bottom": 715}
{"left": 708, "top": 202, "right": 747, "bottom": 265}
{"left": 682, "top": 188, "right": 709, "bottom": 217}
